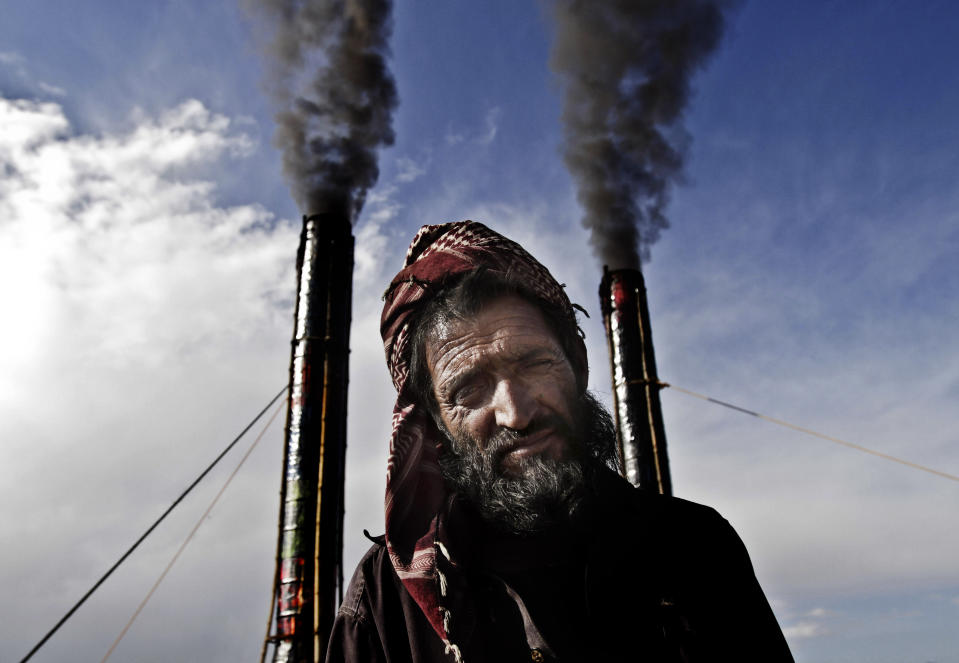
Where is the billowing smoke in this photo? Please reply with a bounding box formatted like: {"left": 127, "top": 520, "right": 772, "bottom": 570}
{"left": 549, "top": 0, "right": 735, "bottom": 268}
{"left": 244, "top": 0, "right": 398, "bottom": 220}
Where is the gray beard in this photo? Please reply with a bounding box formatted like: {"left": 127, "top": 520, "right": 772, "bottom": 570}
{"left": 438, "top": 391, "right": 618, "bottom": 535}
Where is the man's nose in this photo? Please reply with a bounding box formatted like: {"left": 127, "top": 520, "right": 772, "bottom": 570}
{"left": 491, "top": 377, "right": 536, "bottom": 431}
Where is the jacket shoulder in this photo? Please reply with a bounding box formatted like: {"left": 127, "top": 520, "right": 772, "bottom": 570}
{"left": 594, "top": 469, "right": 760, "bottom": 583}
{"left": 598, "top": 468, "right": 730, "bottom": 535}
{"left": 590, "top": 471, "right": 794, "bottom": 661}
{"left": 338, "top": 538, "right": 389, "bottom": 623}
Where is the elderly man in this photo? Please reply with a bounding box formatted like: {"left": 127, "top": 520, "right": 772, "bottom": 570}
{"left": 327, "top": 222, "right": 793, "bottom": 662}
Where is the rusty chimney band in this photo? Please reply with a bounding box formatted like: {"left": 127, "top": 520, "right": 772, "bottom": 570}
{"left": 273, "top": 214, "right": 354, "bottom": 663}
{"left": 600, "top": 267, "right": 672, "bottom": 495}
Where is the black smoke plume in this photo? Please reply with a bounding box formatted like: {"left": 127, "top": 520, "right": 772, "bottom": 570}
{"left": 244, "top": 0, "right": 398, "bottom": 220}
{"left": 549, "top": 0, "right": 735, "bottom": 268}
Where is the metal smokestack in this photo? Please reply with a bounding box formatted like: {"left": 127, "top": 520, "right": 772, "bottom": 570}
{"left": 273, "top": 213, "right": 353, "bottom": 663}
{"left": 600, "top": 267, "right": 672, "bottom": 494}
{"left": 247, "top": 0, "right": 395, "bottom": 658}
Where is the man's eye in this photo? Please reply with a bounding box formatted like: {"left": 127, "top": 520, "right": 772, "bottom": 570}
{"left": 450, "top": 381, "right": 486, "bottom": 407}
{"left": 524, "top": 358, "right": 553, "bottom": 370}
{"left": 452, "top": 383, "right": 482, "bottom": 407}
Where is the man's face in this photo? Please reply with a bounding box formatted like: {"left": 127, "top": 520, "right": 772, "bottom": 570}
{"left": 426, "top": 295, "right": 580, "bottom": 477}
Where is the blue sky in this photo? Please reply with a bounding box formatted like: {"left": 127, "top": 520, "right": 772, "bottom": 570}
{"left": 2, "top": 1, "right": 958, "bottom": 661}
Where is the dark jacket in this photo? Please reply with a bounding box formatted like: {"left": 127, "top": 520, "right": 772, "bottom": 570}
{"left": 327, "top": 469, "right": 794, "bottom": 662}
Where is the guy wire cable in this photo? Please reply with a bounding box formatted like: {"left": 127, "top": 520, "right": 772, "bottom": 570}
{"left": 663, "top": 382, "right": 959, "bottom": 483}
{"left": 101, "top": 395, "right": 287, "bottom": 662}
{"left": 18, "top": 385, "right": 289, "bottom": 663}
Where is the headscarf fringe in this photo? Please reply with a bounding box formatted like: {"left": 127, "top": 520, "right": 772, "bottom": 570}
{"left": 443, "top": 639, "right": 464, "bottom": 663}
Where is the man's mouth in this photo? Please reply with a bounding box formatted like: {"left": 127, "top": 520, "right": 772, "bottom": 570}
{"left": 498, "top": 428, "right": 564, "bottom": 467}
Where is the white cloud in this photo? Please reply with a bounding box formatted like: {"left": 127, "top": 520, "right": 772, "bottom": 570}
{"left": 477, "top": 106, "right": 502, "bottom": 146}
{"left": 394, "top": 155, "right": 427, "bottom": 183}
{"left": 1, "top": 97, "right": 272, "bottom": 377}
{"left": 0, "top": 50, "right": 26, "bottom": 71}
{"left": 0, "top": 51, "right": 68, "bottom": 99}
{"left": 442, "top": 106, "right": 503, "bottom": 149}
{"left": 774, "top": 603, "right": 833, "bottom": 643}
{"left": 783, "top": 619, "right": 827, "bottom": 640}
{"left": 37, "top": 81, "right": 67, "bottom": 97}
{"left": 444, "top": 124, "right": 465, "bottom": 146}
{"left": 0, "top": 94, "right": 297, "bottom": 660}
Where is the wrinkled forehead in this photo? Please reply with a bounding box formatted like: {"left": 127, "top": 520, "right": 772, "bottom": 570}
{"left": 428, "top": 291, "right": 554, "bottom": 337}
{"left": 425, "top": 295, "right": 563, "bottom": 374}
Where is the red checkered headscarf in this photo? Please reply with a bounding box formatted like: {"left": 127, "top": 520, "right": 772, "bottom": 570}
{"left": 379, "top": 221, "right": 586, "bottom": 655}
